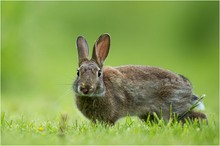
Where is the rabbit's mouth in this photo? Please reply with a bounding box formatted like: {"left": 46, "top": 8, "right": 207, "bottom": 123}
{"left": 77, "top": 86, "right": 96, "bottom": 97}
{"left": 75, "top": 84, "right": 105, "bottom": 97}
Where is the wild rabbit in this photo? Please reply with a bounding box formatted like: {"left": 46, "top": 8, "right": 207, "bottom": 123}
{"left": 73, "top": 33, "right": 207, "bottom": 125}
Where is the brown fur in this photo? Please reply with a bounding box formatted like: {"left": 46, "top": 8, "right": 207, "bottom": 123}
{"left": 73, "top": 34, "right": 207, "bottom": 125}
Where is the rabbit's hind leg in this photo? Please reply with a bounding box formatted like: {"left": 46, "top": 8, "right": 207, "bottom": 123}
{"left": 178, "top": 111, "right": 208, "bottom": 124}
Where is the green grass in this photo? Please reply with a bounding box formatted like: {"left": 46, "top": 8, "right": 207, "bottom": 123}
{"left": 1, "top": 113, "right": 218, "bottom": 145}
{"left": 1, "top": 97, "right": 219, "bottom": 145}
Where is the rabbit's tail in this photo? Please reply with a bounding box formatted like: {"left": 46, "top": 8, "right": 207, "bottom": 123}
{"left": 192, "top": 95, "right": 205, "bottom": 110}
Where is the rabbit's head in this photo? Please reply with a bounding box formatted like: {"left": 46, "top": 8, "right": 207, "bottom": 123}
{"left": 74, "top": 34, "right": 110, "bottom": 97}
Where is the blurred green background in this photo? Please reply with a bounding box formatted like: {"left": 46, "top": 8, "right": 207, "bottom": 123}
{"left": 2, "top": 1, "right": 219, "bottom": 123}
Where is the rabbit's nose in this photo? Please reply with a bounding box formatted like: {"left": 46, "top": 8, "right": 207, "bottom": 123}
{"left": 80, "top": 86, "right": 91, "bottom": 94}
{"left": 81, "top": 88, "right": 89, "bottom": 94}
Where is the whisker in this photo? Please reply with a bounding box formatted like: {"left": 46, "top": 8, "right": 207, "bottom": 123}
{"left": 56, "top": 84, "right": 73, "bottom": 86}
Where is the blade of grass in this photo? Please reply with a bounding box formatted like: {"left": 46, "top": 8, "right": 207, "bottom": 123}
{"left": 178, "top": 94, "right": 206, "bottom": 120}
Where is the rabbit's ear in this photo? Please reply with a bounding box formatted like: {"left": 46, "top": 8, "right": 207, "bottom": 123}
{"left": 92, "top": 33, "right": 110, "bottom": 68}
{"left": 76, "top": 36, "right": 89, "bottom": 66}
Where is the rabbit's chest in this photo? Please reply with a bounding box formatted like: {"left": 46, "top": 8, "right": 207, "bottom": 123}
{"left": 76, "top": 96, "right": 112, "bottom": 121}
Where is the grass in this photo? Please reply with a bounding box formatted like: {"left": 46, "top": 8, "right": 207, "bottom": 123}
{"left": 1, "top": 97, "right": 219, "bottom": 145}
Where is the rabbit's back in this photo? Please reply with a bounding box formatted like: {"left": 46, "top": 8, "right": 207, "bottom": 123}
{"left": 103, "top": 65, "right": 194, "bottom": 119}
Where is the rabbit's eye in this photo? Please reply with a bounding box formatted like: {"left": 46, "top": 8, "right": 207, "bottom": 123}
{"left": 98, "top": 69, "right": 102, "bottom": 77}
{"left": 77, "top": 70, "right": 79, "bottom": 76}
